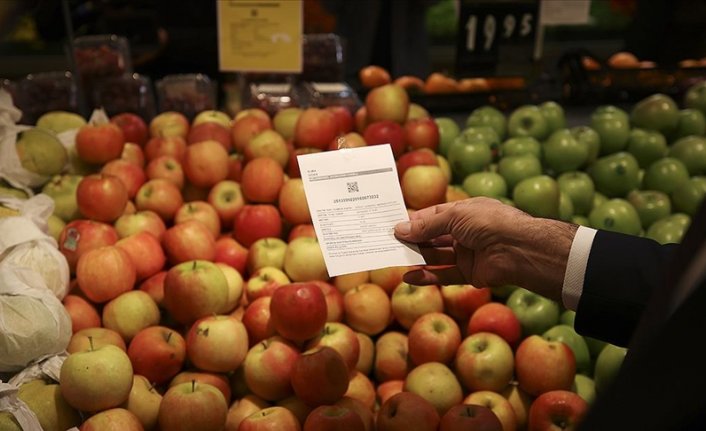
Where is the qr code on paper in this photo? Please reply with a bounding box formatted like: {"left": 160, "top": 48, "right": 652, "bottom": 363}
{"left": 347, "top": 181, "right": 359, "bottom": 193}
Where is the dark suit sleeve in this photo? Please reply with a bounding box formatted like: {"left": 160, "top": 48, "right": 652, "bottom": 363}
{"left": 574, "top": 230, "right": 678, "bottom": 347}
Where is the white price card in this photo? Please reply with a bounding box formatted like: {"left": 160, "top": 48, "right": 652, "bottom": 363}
{"left": 297, "top": 145, "right": 426, "bottom": 277}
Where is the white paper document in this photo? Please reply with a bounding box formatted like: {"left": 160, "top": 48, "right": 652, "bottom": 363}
{"left": 297, "top": 145, "right": 426, "bottom": 277}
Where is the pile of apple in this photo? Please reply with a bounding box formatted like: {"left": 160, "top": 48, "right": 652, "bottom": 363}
{"left": 6, "top": 75, "right": 706, "bottom": 431}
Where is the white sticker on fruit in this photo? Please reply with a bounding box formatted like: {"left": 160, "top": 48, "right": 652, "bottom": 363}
{"left": 297, "top": 144, "right": 425, "bottom": 276}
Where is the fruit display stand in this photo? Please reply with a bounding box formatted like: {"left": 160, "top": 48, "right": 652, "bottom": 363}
{"left": 3, "top": 36, "right": 706, "bottom": 429}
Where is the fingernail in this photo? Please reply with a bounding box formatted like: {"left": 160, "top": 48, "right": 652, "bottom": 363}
{"left": 395, "top": 221, "right": 411, "bottom": 235}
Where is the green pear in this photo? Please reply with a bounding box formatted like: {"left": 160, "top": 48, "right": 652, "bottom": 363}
{"left": 0, "top": 180, "right": 28, "bottom": 199}
{"left": 18, "top": 379, "right": 81, "bottom": 431}
{"left": 41, "top": 174, "right": 83, "bottom": 222}
{"left": 15, "top": 128, "right": 68, "bottom": 176}
{"left": 47, "top": 215, "right": 66, "bottom": 242}
{"left": 36, "top": 111, "right": 86, "bottom": 134}
{"left": 0, "top": 413, "right": 21, "bottom": 431}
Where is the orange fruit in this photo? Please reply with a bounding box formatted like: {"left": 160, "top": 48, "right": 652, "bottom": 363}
{"left": 393, "top": 75, "right": 425, "bottom": 92}
{"left": 581, "top": 56, "right": 601, "bottom": 71}
{"left": 607, "top": 51, "right": 639, "bottom": 69}
{"left": 458, "top": 78, "right": 491, "bottom": 93}
{"left": 424, "top": 72, "right": 459, "bottom": 94}
{"left": 359, "top": 65, "right": 391, "bottom": 88}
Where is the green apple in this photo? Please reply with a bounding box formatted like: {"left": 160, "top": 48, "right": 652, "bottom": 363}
{"left": 588, "top": 152, "right": 640, "bottom": 198}
{"left": 558, "top": 191, "right": 574, "bottom": 221}
{"left": 272, "top": 107, "right": 302, "bottom": 141}
{"left": 543, "top": 129, "right": 589, "bottom": 174}
{"left": 672, "top": 176, "right": 706, "bottom": 215}
{"left": 626, "top": 128, "right": 667, "bottom": 169}
{"left": 508, "top": 105, "right": 549, "bottom": 140}
{"left": 18, "top": 379, "right": 81, "bottom": 431}
{"left": 646, "top": 216, "right": 688, "bottom": 244}
{"left": 590, "top": 106, "right": 630, "bottom": 155}
{"left": 497, "top": 154, "right": 542, "bottom": 190}
{"left": 557, "top": 171, "right": 595, "bottom": 216}
{"left": 543, "top": 324, "right": 591, "bottom": 375}
{"left": 630, "top": 93, "right": 679, "bottom": 135}
{"left": 572, "top": 215, "right": 590, "bottom": 226}
{"left": 491, "top": 284, "right": 519, "bottom": 300}
{"left": 593, "top": 344, "right": 627, "bottom": 394}
{"left": 447, "top": 139, "right": 493, "bottom": 182}
{"left": 498, "top": 196, "right": 516, "bottom": 207}
{"left": 539, "top": 101, "right": 566, "bottom": 134}
{"left": 671, "top": 109, "right": 706, "bottom": 141}
{"left": 465, "top": 105, "right": 507, "bottom": 139}
{"left": 592, "top": 191, "right": 608, "bottom": 209}
{"left": 462, "top": 171, "right": 507, "bottom": 199}
{"left": 560, "top": 310, "right": 576, "bottom": 327}
{"left": 589, "top": 198, "right": 642, "bottom": 236}
{"left": 36, "top": 111, "right": 87, "bottom": 134}
{"left": 642, "top": 157, "right": 690, "bottom": 194}
{"left": 571, "top": 126, "right": 601, "bottom": 164}
{"left": 0, "top": 413, "right": 20, "bottom": 431}
{"left": 668, "top": 135, "right": 706, "bottom": 175}
{"left": 15, "top": 128, "right": 68, "bottom": 177}
{"left": 627, "top": 190, "right": 672, "bottom": 229}
{"left": 41, "top": 174, "right": 83, "bottom": 222}
{"left": 459, "top": 126, "right": 501, "bottom": 156}
{"left": 684, "top": 80, "right": 706, "bottom": 117}
{"left": 512, "top": 175, "right": 561, "bottom": 219}
{"left": 47, "top": 215, "right": 66, "bottom": 242}
{"left": 572, "top": 374, "right": 596, "bottom": 404}
{"left": 500, "top": 136, "right": 542, "bottom": 159}
{"left": 506, "top": 288, "right": 560, "bottom": 336}
{"left": 436, "top": 117, "right": 461, "bottom": 157}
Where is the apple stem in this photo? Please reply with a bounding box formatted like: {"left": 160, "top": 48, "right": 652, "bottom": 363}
{"left": 192, "top": 379, "right": 196, "bottom": 392}
{"left": 88, "top": 336, "right": 94, "bottom": 351}
{"left": 165, "top": 331, "right": 173, "bottom": 343}
{"left": 193, "top": 261, "right": 197, "bottom": 270}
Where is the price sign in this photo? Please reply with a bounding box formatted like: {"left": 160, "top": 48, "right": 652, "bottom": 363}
{"left": 456, "top": 0, "right": 539, "bottom": 77}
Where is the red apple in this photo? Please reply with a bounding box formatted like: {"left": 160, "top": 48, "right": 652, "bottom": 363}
{"left": 101, "top": 159, "right": 146, "bottom": 199}
{"left": 76, "top": 174, "right": 128, "bottom": 223}
{"left": 407, "top": 312, "right": 462, "bottom": 365}
{"left": 439, "top": 404, "right": 503, "bottom": 431}
{"left": 343, "top": 371, "right": 376, "bottom": 410}
{"left": 335, "top": 396, "right": 374, "bottom": 431}
{"left": 248, "top": 237, "right": 287, "bottom": 273}
{"left": 237, "top": 406, "right": 301, "bottom": 431}
{"left": 183, "top": 139, "right": 229, "bottom": 189}
{"left": 214, "top": 236, "right": 248, "bottom": 275}
{"left": 270, "top": 282, "right": 328, "bottom": 342}
{"left": 241, "top": 157, "right": 285, "bottom": 203}
{"left": 440, "top": 284, "right": 492, "bottom": 323}
{"left": 186, "top": 315, "right": 249, "bottom": 372}
{"left": 288, "top": 224, "right": 317, "bottom": 241}
{"left": 527, "top": 390, "right": 588, "bottom": 431}
{"left": 405, "top": 117, "right": 440, "bottom": 152}
{"left": 174, "top": 201, "right": 221, "bottom": 239}
{"left": 369, "top": 266, "right": 409, "bottom": 294}
{"left": 144, "top": 136, "right": 187, "bottom": 162}
{"left": 115, "top": 231, "right": 166, "bottom": 280}
{"left": 391, "top": 283, "right": 444, "bottom": 329}
{"left": 455, "top": 332, "right": 514, "bottom": 393}
{"left": 396, "top": 148, "right": 439, "bottom": 180}
{"left": 128, "top": 325, "right": 186, "bottom": 385}
{"left": 188, "top": 121, "right": 232, "bottom": 151}
{"left": 208, "top": 180, "right": 245, "bottom": 228}
{"left": 291, "top": 346, "right": 349, "bottom": 407}
{"left": 376, "top": 380, "right": 404, "bottom": 406}
{"left": 311, "top": 280, "right": 344, "bottom": 322}
{"left": 245, "top": 266, "right": 290, "bottom": 302}
{"left": 67, "top": 327, "right": 126, "bottom": 354}
{"left": 233, "top": 204, "right": 282, "bottom": 248}
{"left": 162, "top": 220, "right": 216, "bottom": 264}
{"left": 294, "top": 108, "right": 339, "bottom": 150}
{"left": 354, "top": 106, "right": 368, "bottom": 133}
{"left": 242, "top": 336, "right": 300, "bottom": 401}
{"left": 515, "top": 335, "right": 576, "bottom": 396}
{"left": 76, "top": 245, "right": 136, "bottom": 303}
{"left": 63, "top": 294, "right": 101, "bottom": 332}
{"left": 288, "top": 147, "right": 321, "bottom": 178}
{"left": 111, "top": 112, "right": 148, "bottom": 146}
{"left": 365, "top": 84, "right": 409, "bottom": 124}
{"left": 170, "top": 371, "right": 232, "bottom": 406}
{"left": 145, "top": 155, "right": 184, "bottom": 189}
{"left": 273, "top": 107, "right": 303, "bottom": 140}
{"left": 283, "top": 236, "right": 328, "bottom": 282}
{"left": 343, "top": 283, "right": 391, "bottom": 336}
{"left": 232, "top": 114, "right": 272, "bottom": 153}
{"left": 404, "top": 362, "right": 464, "bottom": 416}
{"left": 227, "top": 153, "right": 244, "bottom": 182}
{"left": 244, "top": 129, "right": 290, "bottom": 167}
{"left": 59, "top": 220, "right": 119, "bottom": 273}
{"left": 135, "top": 178, "right": 183, "bottom": 222}
{"left": 80, "top": 408, "right": 143, "bottom": 431}
{"left": 163, "top": 260, "right": 229, "bottom": 325}
{"left": 242, "top": 296, "right": 277, "bottom": 345}
{"left": 138, "top": 270, "right": 167, "bottom": 305}
{"left": 121, "top": 142, "right": 145, "bottom": 167}
{"left": 364, "top": 120, "right": 406, "bottom": 159}
{"left": 114, "top": 209, "right": 166, "bottom": 241}
{"left": 306, "top": 322, "right": 360, "bottom": 376}
{"left": 374, "top": 331, "right": 411, "bottom": 382}
{"left": 468, "top": 302, "right": 522, "bottom": 348}
{"left": 304, "top": 405, "right": 364, "bottom": 431}
{"left": 327, "top": 131, "right": 367, "bottom": 151}
{"left": 102, "top": 290, "right": 160, "bottom": 342}
{"left": 278, "top": 178, "right": 311, "bottom": 225}
{"left": 376, "top": 391, "right": 440, "bottom": 431}
{"left": 326, "top": 105, "right": 354, "bottom": 134}
{"left": 76, "top": 122, "right": 126, "bottom": 164}
{"left": 158, "top": 381, "right": 228, "bottom": 431}
{"left": 225, "top": 394, "right": 270, "bottom": 431}
{"left": 401, "top": 165, "right": 447, "bottom": 210}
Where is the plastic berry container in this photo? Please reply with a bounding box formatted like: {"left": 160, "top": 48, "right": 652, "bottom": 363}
{"left": 155, "top": 73, "right": 217, "bottom": 120}
{"left": 15, "top": 71, "right": 80, "bottom": 124}
{"left": 301, "top": 33, "right": 345, "bottom": 82}
{"left": 302, "top": 81, "right": 361, "bottom": 112}
{"left": 92, "top": 73, "right": 156, "bottom": 120}
{"left": 73, "top": 34, "right": 133, "bottom": 80}
{"left": 246, "top": 82, "right": 302, "bottom": 116}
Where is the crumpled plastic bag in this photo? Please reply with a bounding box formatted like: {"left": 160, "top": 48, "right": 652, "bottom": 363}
{"left": 0, "top": 195, "right": 70, "bottom": 299}
{"left": 0, "top": 265, "right": 72, "bottom": 372}
{"left": 0, "top": 90, "right": 45, "bottom": 193}
{"left": 0, "top": 381, "right": 43, "bottom": 431}
{"left": 7, "top": 353, "right": 67, "bottom": 388}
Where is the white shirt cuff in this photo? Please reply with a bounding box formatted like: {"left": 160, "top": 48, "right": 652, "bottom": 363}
{"left": 562, "top": 226, "right": 598, "bottom": 311}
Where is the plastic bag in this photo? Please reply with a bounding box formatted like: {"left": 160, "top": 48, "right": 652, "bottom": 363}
{"left": 0, "top": 195, "right": 70, "bottom": 299}
{"left": 0, "top": 90, "right": 45, "bottom": 192}
{"left": 0, "top": 265, "right": 72, "bottom": 372}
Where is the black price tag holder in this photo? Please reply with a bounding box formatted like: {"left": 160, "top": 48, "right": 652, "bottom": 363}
{"left": 455, "top": 0, "right": 540, "bottom": 78}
